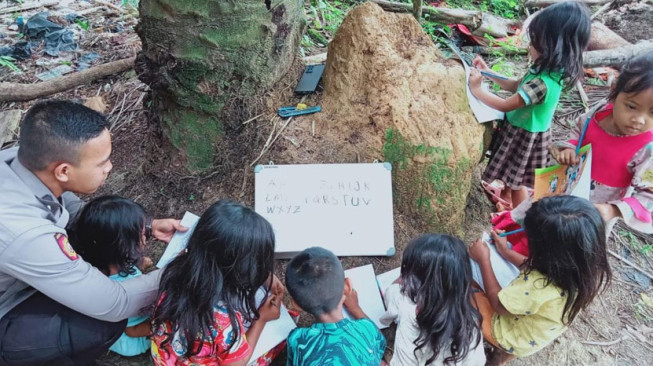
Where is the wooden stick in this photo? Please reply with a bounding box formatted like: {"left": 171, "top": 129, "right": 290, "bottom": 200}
{"left": 0, "top": 57, "right": 135, "bottom": 102}
{"left": 608, "top": 249, "right": 653, "bottom": 281}
{"left": 576, "top": 81, "right": 589, "bottom": 111}
{"left": 524, "top": 0, "right": 611, "bottom": 8}
{"left": 580, "top": 336, "right": 626, "bottom": 346}
{"left": 0, "top": 0, "right": 58, "bottom": 15}
{"left": 93, "top": 0, "right": 125, "bottom": 13}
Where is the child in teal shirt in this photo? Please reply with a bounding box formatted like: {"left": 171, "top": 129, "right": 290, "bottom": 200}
{"left": 68, "top": 195, "right": 153, "bottom": 356}
{"left": 285, "top": 247, "right": 386, "bottom": 366}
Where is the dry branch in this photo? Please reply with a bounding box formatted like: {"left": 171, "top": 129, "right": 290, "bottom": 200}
{"left": 584, "top": 40, "right": 653, "bottom": 68}
{"left": 0, "top": 0, "right": 58, "bottom": 14}
{"left": 524, "top": 0, "right": 611, "bottom": 7}
{"left": 0, "top": 57, "right": 135, "bottom": 102}
{"left": 370, "top": 0, "right": 518, "bottom": 38}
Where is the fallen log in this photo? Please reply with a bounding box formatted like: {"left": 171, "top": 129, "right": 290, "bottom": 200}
{"left": 0, "top": 57, "right": 135, "bottom": 102}
{"left": 588, "top": 21, "right": 630, "bottom": 51}
{"left": 524, "top": 0, "right": 611, "bottom": 7}
{"left": 583, "top": 40, "right": 653, "bottom": 68}
{"left": 370, "top": 0, "right": 518, "bottom": 38}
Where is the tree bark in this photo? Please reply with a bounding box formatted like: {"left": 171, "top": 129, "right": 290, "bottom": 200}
{"left": 371, "top": 0, "right": 519, "bottom": 38}
{"left": 136, "top": 0, "right": 305, "bottom": 172}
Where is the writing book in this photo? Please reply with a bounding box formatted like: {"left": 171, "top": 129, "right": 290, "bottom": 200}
{"left": 155, "top": 212, "right": 200, "bottom": 268}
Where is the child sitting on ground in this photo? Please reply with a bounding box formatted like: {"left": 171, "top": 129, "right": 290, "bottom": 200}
{"left": 380, "top": 234, "right": 485, "bottom": 366}
{"left": 473, "top": 1, "right": 591, "bottom": 211}
{"left": 469, "top": 196, "right": 611, "bottom": 365}
{"left": 285, "top": 247, "right": 386, "bottom": 366}
{"left": 151, "top": 200, "right": 284, "bottom": 366}
{"left": 67, "top": 195, "right": 153, "bottom": 356}
{"left": 550, "top": 51, "right": 653, "bottom": 234}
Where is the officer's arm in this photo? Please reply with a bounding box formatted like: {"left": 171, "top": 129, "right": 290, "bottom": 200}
{"left": 0, "top": 230, "right": 161, "bottom": 322}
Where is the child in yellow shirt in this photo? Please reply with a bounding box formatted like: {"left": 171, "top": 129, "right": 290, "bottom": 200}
{"left": 469, "top": 196, "right": 611, "bottom": 364}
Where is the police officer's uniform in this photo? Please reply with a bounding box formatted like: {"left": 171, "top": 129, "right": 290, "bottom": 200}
{"left": 0, "top": 147, "right": 162, "bottom": 365}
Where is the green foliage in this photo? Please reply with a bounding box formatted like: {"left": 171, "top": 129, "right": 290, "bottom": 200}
{"left": 618, "top": 229, "right": 653, "bottom": 257}
{"left": 446, "top": 0, "right": 522, "bottom": 19}
{"left": 75, "top": 19, "right": 90, "bottom": 31}
{"left": 0, "top": 56, "right": 22, "bottom": 73}
{"left": 585, "top": 77, "right": 606, "bottom": 87}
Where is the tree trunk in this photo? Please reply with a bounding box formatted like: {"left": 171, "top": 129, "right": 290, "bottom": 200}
{"left": 136, "top": 0, "right": 305, "bottom": 172}
{"left": 412, "top": 0, "right": 422, "bottom": 20}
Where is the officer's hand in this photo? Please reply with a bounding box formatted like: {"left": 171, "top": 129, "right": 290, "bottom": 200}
{"left": 151, "top": 219, "right": 188, "bottom": 243}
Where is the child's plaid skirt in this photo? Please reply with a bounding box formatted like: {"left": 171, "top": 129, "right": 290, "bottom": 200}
{"left": 483, "top": 121, "right": 551, "bottom": 189}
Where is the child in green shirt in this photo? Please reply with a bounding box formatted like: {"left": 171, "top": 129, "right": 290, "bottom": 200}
{"left": 470, "top": 1, "right": 591, "bottom": 211}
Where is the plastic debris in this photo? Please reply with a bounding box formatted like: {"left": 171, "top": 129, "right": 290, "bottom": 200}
{"left": 35, "top": 64, "right": 75, "bottom": 81}
{"left": 77, "top": 52, "right": 101, "bottom": 71}
{"left": 23, "top": 13, "right": 78, "bottom": 56}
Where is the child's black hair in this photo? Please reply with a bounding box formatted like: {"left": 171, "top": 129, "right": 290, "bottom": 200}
{"left": 67, "top": 195, "right": 146, "bottom": 276}
{"left": 523, "top": 196, "right": 611, "bottom": 324}
{"left": 401, "top": 234, "right": 482, "bottom": 365}
{"left": 152, "top": 200, "right": 275, "bottom": 357}
{"left": 609, "top": 51, "right": 653, "bottom": 101}
{"left": 285, "top": 247, "right": 345, "bottom": 316}
{"left": 528, "top": 1, "right": 591, "bottom": 86}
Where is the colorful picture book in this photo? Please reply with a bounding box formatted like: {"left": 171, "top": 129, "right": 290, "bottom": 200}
{"left": 533, "top": 144, "right": 592, "bottom": 201}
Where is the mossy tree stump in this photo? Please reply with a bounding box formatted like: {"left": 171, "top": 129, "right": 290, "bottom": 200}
{"left": 136, "top": 0, "right": 304, "bottom": 172}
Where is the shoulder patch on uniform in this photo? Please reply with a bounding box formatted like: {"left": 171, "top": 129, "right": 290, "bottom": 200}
{"left": 54, "top": 233, "right": 78, "bottom": 261}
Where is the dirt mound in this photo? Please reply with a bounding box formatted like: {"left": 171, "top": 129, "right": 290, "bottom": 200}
{"left": 272, "top": 2, "right": 488, "bottom": 235}
{"left": 601, "top": 1, "right": 653, "bottom": 44}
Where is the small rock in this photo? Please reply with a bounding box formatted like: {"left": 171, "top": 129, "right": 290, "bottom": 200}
{"left": 7, "top": 24, "right": 18, "bottom": 31}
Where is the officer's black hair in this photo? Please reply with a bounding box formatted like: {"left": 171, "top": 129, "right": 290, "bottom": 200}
{"left": 152, "top": 200, "right": 275, "bottom": 357}
{"left": 285, "top": 247, "right": 345, "bottom": 316}
{"left": 67, "top": 195, "right": 146, "bottom": 277}
{"left": 18, "top": 99, "right": 109, "bottom": 171}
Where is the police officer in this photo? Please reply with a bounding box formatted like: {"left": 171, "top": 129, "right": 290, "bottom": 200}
{"left": 0, "top": 100, "right": 186, "bottom": 365}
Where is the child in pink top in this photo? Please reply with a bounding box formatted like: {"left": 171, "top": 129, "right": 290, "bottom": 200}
{"left": 551, "top": 51, "right": 653, "bottom": 234}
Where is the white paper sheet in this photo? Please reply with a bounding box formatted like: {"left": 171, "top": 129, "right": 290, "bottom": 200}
{"left": 155, "top": 212, "right": 200, "bottom": 268}
{"left": 343, "top": 264, "right": 388, "bottom": 329}
{"left": 248, "top": 288, "right": 297, "bottom": 364}
{"left": 375, "top": 267, "right": 401, "bottom": 299}
{"left": 447, "top": 43, "right": 505, "bottom": 123}
{"left": 469, "top": 232, "right": 520, "bottom": 291}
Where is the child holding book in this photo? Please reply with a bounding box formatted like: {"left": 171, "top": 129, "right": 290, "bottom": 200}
{"left": 550, "top": 51, "right": 653, "bottom": 234}
{"left": 151, "top": 200, "right": 284, "bottom": 366}
{"left": 471, "top": 1, "right": 591, "bottom": 211}
{"left": 285, "top": 247, "right": 386, "bottom": 366}
{"left": 67, "top": 195, "right": 153, "bottom": 356}
{"left": 469, "top": 196, "right": 611, "bottom": 365}
{"left": 380, "top": 234, "right": 485, "bottom": 366}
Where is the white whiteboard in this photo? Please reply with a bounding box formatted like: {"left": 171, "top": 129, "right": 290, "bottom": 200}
{"left": 254, "top": 163, "right": 395, "bottom": 257}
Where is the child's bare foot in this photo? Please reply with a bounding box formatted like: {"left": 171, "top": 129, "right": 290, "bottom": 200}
{"left": 140, "top": 256, "right": 153, "bottom": 270}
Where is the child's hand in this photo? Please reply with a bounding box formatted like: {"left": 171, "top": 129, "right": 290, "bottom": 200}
{"left": 472, "top": 55, "right": 490, "bottom": 71}
{"left": 258, "top": 294, "right": 282, "bottom": 322}
{"left": 266, "top": 274, "right": 285, "bottom": 297}
{"left": 344, "top": 287, "right": 367, "bottom": 319}
{"left": 490, "top": 230, "right": 510, "bottom": 255}
{"left": 594, "top": 203, "right": 622, "bottom": 222}
{"left": 468, "top": 238, "right": 490, "bottom": 262}
{"left": 469, "top": 69, "right": 483, "bottom": 90}
{"left": 550, "top": 146, "right": 579, "bottom": 165}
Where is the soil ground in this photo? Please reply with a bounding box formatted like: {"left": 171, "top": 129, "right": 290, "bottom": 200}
{"left": 1, "top": 1, "right": 653, "bottom": 365}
